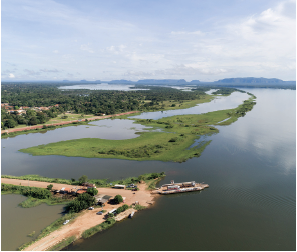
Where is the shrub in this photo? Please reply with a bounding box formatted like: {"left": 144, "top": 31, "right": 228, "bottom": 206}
{"left": 78, "top": 175, "right": 88, "bottom": 185}
{"left": 107, "top": 213, "right": 114, "bottom": 218}
{"left": 168, "top": 137, "right": 177, "bottom": 142}
{"left": 67, "top": 193, "right": 95, "bottom": 213}
{"left": 150, "top": 173, "right": 159, "bottom": 179}
{"left": 47, "top": 184, "right": 53, "bottom": 191}
{"left": 87, "top": 187, "right": 98, "bottom": 196}
{"left": 114, "top": 195, "right": 123, "bottom": 204}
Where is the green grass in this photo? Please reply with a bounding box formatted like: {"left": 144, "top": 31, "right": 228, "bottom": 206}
{"left": 18, "top": 93, "right": 256, "bottom": 162}
{"left": 2, "top": 172, "right": 166, "bottom": 189}
{"left": 81, "top": 218, "right": 116, "bottom": 239}
{"left": 134, "top": 204, "right": 147, "bottom": 211}
{"left": 18, "top": 196, "right": 72, "bottom": 208}
{"left": 46, "top": 236, "right": 76, "bottom": 251}
{"left": 19, "top": 109, "right": 232, "bottom": 162}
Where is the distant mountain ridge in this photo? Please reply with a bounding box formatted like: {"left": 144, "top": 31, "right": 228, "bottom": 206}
{"left": 107, "top": 77, "right": 294, "bottom": 84}
{"left": 215, "top": 77, "right": 286, "bottom": 84}
{"left": 137, "top": 79, "right": 187, "bottom": 84}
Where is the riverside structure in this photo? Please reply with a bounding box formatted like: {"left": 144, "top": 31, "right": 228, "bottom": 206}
{"left": 155, "top": 180, "right": 209, "bottom": 194}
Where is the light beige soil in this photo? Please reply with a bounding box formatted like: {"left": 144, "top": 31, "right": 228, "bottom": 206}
{"left": 1, "top": 178, "right": 157, "bottom": 251}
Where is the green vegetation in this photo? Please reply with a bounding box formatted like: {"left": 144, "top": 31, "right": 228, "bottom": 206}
{"left": 78, "top": 175, "right": 88, "bottom": 184}
{"left": 134, "top": 204, "right": 147, "bottom": 211}
{"left": 81, "top": 217, "right": 116, "bottom": 239}
{"left": 1, "top": 183, "right": 71, "bottom": 208}
{"left": 47, "top": 236, "right": 76, "bottom": 251}
{"left": 1, "top": 120, "right": 91, "bottom": 139}
{"left": 19, "top": 92, "right": 256, "bottom": 163}
{"left": 2, "top": 83, "right": 216, "bottom": 130}
{"left": 86, "top": 187, "right": 98, "bottom": 196}
{"left": 1, "top": 172, "right": 166, "bottom": 188}
{"left": 11, "top": 172, "right": 165, "bottom": 250}
{"left": 47, "top": 184, "right": 53, "bottom": 190}
{"left": 114, "top": 195, "right": 123, "bottom": 204}
{"left": 1, "top": 183, "right": 51, "bottom": 199}
{"left": 27, "top": 231, "right": 35, "bottom": 237}
{"left": 66, "top": 193, "right": 96, "bottom": 213}
{"left": 116, "top": 204, "right": 129, "bottom": 214}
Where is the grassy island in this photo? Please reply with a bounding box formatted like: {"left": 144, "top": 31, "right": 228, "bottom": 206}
{"left": 19, "top": 93, "right": 256, "bottom": 163}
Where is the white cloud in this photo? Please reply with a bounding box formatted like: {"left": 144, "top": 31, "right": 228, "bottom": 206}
{"left": 9, "top": 73, "right": 15, "bottom": 78}
{"left": 106, "top": 45, "right": 127, "bottom": 55}
{"left": 1, "top": 0, "right": 295, "bottom": 81}
{"left": 40, "top": 68, "right": 61, "bottom": 73}
{"left": 80, "top": 44, "right": 94, "bottom": 53}
{"left": 171, "top": 30, "right": 204, "bottom": 36}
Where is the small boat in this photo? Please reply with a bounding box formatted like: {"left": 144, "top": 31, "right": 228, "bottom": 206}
{"left": 129, "top": 211, "right": 135, "bottom": 218}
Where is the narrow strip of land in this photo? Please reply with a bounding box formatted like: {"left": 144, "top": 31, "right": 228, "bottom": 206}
{"left": 1, "top": 178, "right": 157, "bottom": 251}
{"left": 1, "top": 111, "right": 139, "bottom": 134}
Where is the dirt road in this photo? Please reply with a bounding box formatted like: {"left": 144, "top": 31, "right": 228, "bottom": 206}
{"left": 1, "top": 178, "right": 157, "bottom": 251}
{"left": 1, "top": 111, "right": 139, "bottom": 134}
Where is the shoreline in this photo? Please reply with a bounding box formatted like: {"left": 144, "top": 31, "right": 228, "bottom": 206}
{"left": 1, "top": 111, "right": 140, "bottom": 136}
{"left": 1, "top": 178, "right": 161, "bottom": 251}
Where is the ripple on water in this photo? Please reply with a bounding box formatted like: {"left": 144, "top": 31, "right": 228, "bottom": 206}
{"left": 215, "top": 185, "right": 296, "bottom": 216}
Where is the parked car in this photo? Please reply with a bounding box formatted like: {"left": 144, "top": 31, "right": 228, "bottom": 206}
{"left": 96, "top": 211, "right": 103, "bottom": 215}
{"left": 63, "top": 220, "right": 69, "bottom": 225}
{"left": 88, "top": 207, "right": 94, "bottom": 210}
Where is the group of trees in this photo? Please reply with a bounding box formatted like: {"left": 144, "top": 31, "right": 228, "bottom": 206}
{"left": 66, "top": 193, "right": 96, "bottom": 213}
{"left": 1, "top": 83, "right": 213, "bottom": 129}
{"left": 1, "top": 106, "right": 59, "bottom": 129}
{"left": 1, "top": 184, "right": 52, "bottom": 199}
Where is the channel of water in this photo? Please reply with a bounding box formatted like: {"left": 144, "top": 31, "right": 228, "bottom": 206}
{"left": 1, "top": 88, "right": 295, "bottom": 250}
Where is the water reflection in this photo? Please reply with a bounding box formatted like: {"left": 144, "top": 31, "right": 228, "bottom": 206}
{"left": 1, "top": 88, "right": 295, "bottom": 250}
{"left": 59, "top": 83, "right": 148, "bottom": 91}
{"left": 129, "top": 91, "right": 249, "bottom": 119}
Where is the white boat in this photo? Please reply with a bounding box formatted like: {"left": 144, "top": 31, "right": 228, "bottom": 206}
{"left": 129, "top": 211, "right": 135, "bottom": 218}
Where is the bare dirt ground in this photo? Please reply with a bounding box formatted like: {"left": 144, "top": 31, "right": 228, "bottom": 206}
{"left": 1, "top": 111, "right": 139, "bottom": 134}
{"left": 1, "top": 178, "right": 157, "bottom": 251}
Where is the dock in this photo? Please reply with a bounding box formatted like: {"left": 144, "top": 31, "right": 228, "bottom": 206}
{"left": 114, "top": 208, "right": 135, "bottom": 222}
{"left": 154, "top": 181, "right": 209, "bottom": 195}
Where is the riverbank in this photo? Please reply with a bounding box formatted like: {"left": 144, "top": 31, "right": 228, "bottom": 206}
{"left": 1, "top": 111, "right": 139, "bottom": 138}
{"left": 19, "top": 94, "right": 256, "bottom": 162}
{"left": 1, "top": 177, "right": 161, "bottom": 251}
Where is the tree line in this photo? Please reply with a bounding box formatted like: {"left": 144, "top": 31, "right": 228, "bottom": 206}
{"left": 1, "top": 82, "right": 237, "bottom": 129}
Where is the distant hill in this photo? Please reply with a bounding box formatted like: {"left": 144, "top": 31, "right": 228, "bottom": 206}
{"left": 216, "top": 77, "right": 285, "bottom": 84}
{"left": 190, "top": 80, "right": 201, "bottom": 84}
{"left": 108, "top": 80, "right": 134, "bottom": 84}
{"left": 137, "top": 79, "right": 187, "bottom": 84}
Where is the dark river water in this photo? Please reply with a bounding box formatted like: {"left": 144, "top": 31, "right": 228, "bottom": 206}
{"left": 1, "top": 88, "right": 295, "bottom": 250}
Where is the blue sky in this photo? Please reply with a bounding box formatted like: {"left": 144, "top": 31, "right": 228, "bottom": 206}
{"left": 1, "top": 0, "right": 296, "bottom": 81}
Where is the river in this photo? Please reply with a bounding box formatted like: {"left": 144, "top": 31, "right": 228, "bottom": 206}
{"left": 1, "top": 194, "right": 65, "bottom": 251}
{"left": 1, "top": 88, "right": 295, "bottom": 250}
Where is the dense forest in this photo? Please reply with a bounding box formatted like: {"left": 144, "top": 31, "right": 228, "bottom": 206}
{"left": 1, "top": 82, "right": 238, "bottom": 129}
